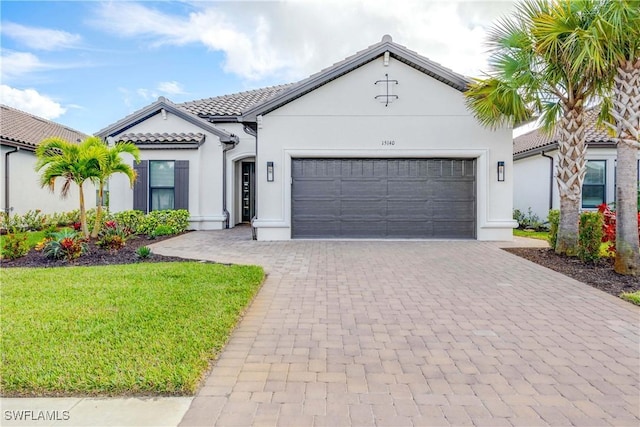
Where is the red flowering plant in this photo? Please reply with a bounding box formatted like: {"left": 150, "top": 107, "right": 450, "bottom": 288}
{"left": 597, "top": 203, "right": 640, "bottom": 255}
{"left": 96, "top": 220, "right": 129, "bottom": 251}
{"left": 597, "top": 203, "right": 616, "bottom": 254}
{"left": 41, "top": 229, "right": 88, "bottom": 260}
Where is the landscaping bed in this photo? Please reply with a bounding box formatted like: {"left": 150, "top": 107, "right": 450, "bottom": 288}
{"left": 0, "top": 233, "right": 185, "bottom": 268}
{"left": 505, "top": 247, "right": 639, "bottom": 297}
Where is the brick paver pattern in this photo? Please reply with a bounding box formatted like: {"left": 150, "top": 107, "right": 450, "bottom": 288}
{"left": 151, "top": 228, "right": 639, "bottom": 427}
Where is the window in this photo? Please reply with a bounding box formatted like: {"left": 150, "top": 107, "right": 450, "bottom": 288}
{"left": 133, "top": 160, "right": 188, "bottom": 213}
{"left": 149, "top": 161, "right": 175, "bottom": 211}
{"left": 582, "top": 160, "right": 606, "bottom": 208}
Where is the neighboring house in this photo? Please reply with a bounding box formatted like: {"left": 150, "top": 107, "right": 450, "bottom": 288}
{"left": 513, "top": 107, "right": 640, "bottom": 222}
{"left": 98, "top": 35, "right": 516, "bottom": 240}
{"left": 0, "top": 104, "right": 97, "bottom": 215}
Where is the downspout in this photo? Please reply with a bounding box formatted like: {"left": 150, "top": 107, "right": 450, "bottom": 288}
{"left": 243, "top": 123, "right": 258, "bottom": 240}
{"left": 4, "top": 146, "right": 19, "bottom": 214}
{"left": 220, "top": 134, "right": 239, "bottom": 229}
{"left": 541, "top": 151, "right": 554, "bottom": 211}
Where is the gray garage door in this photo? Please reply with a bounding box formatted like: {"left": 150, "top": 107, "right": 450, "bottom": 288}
{"left": 292, "top": 158, "right": 476, "bottom": 239}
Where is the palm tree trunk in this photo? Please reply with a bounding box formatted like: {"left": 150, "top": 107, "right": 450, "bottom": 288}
{"left": 555, "top": 105, "right": 587, "bottom": 255}
{"left": 91, "top": 181, "right": 104, "bottom": 239}
{"left": 78, "top": 183, "right": 89, "bottom": 238}
{"left": 611, "top": 60, "right": 640, "bottom": 275}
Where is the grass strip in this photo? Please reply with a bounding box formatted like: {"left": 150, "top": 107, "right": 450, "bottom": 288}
{"left": 1, "top": 262, "right": 263, "bottom": 396}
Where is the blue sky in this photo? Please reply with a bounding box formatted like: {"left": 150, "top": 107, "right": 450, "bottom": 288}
{"left": 1, "top": 1, "right": 516, "bottom": 135}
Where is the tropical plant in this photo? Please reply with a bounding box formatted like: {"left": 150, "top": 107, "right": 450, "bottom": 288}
{"left": 35, "top": 137, "right": 104, "bottom": 238}
{"left": 136, "top": 246, "right": 152, "bottom": 259}
{"left": 465, "top": 0, "right": 610, "bottom": 256}
{"left": 96, "top": 220, "right": 129, "bottom": 251}
{"left": 41, "top": 229, "right": 88, "bottom": 260}
{"left": 596, "top": 0, "right": 640, "bottom": 275}
{"left": 88, "top": 139, "right": 140, "bottom": 238}
{"left": 1, "top": 232, "right": 29, "bottom": 260}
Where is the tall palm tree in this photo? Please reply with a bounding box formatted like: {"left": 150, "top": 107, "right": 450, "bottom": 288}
{"left": 89, "top": 138, "right": 140, "bottom": 238}
{"left": 465, "top": 0, "right": 609, "bottom": 255}
{"left": 35, "top": 137, "right": 104, "bottom": 238}
{"left": 598, "top": 1, "right": 640, "bottom": 275}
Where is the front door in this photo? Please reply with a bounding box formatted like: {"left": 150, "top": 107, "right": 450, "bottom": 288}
{"left": 241, "top": 162, "right": 255, "bottom": 222}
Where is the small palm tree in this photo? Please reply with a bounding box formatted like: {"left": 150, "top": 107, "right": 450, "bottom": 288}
{"left": 88, "top": 138, "right": 140, "bottom": 238}
{"left": 465, "top": 0, "right": 609, "bottom": 255}
{"left": 35, "top": 137, "right": 103, "bottom": 238}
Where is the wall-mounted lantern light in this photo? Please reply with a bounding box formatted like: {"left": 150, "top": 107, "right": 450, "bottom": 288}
{"left": 267, "top": 161, "right": 274, "bottom": 182}
{"left": 497, "top": 161, "right": 505, "bottom": 182}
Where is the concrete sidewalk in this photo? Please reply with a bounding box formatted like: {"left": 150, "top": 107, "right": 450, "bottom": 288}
{"left": 1, "top": 397, "right": 192, "bottom": 427}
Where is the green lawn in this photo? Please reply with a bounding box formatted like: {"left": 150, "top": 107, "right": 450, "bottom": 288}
{"left": 621, "top": 291, "right": 640, "bottom": 306}
{"left": 1, "top": 262, "right": 264, "bottom": 396}
{"left": 513, "top": 229, "right": 550, "bottom": 241}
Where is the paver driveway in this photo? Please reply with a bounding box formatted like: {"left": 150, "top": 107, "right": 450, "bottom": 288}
{"left": 150, "top": 229, "right": 639, "bottom": 427}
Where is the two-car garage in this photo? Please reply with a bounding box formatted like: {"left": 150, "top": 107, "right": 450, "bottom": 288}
{"left": 291, "top": 158, "right": 476, "bottom": 239}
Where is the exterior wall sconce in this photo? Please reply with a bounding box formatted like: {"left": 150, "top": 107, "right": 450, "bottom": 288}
{"left": 267, "top": 161, "right": 274, "bottom": 182}
{"left": 497, "top": 161, "right": 505, "bottom": 182}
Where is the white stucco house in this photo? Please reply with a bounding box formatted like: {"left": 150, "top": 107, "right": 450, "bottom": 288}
{"left": 98, "top": 35, "right": 516, "bottom": 240}
{"left": 514, "top": 107, "right": 640, "bottom": 223}
{"left": 0, "top": 104, "right": 97, "bottom": 216}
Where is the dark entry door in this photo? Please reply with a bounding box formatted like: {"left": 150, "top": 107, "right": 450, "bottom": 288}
{"left": 291, "top": 158, "right": 476, "bottom": 239}
{"left": 241, "top": 162, "right": 255, "bottom": 222}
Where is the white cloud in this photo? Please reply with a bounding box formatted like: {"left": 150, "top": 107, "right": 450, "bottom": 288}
{"left": 1, "top": 22, "right": 82, "bottom": 51}
{"left": 0, "top": 51, "right": 49, "bottom": 80}
{"left": 157, "top": 81, "right": 186, "bottom": 95}
{"left": 93, "top": 0, "right": 516, "bottom": 82}
{"left": 0, "top": 85, "right": 67, "bottom": 119}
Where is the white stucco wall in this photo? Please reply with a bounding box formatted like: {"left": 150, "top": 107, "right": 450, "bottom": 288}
{"left": 254, "top": 56, "right": 516, "bottom": 240}
{"left": 107, "top": 111, "right": 231, "bottom": 230}
{"left": 514, "top": 147, "right": 639, "bottom": 223}
{"left": 1, "top": 145, "right": 97, "bottom": 216}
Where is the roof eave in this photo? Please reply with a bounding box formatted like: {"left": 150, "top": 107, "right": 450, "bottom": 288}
{"left": 95, "top": 99, "right": 235, "bottom": 141}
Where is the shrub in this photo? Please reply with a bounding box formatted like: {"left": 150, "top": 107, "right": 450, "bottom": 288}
{"left": 547, "top": 209, "right": 560, "bottom": 249}
{"left": 96, "top": 221, "right": 129, "bottom": 251}
{"left": 578, "top": 212, "right": 604, "bottom": 263}
{"left": 42, "top": 229, "right": 88, "bottom": 260}
{"left": 113, "top": 210, "right": 145, "bottom": 235}
{"left": 1, "top": 233, "right": 30, "bottom": 260}
{"left": 136, "top": 246, "right": 152, "bottom": 259}
{"left": 138, "top": 210, "right": 190, "bottom": 237}
{"left": 513, "top": 207, "right": 543, "bottom": 230}
{"left": 149, "top": 225, "right": 174, "bottom": 239}
{"left": 21, "top": 210, "right": 47, "bottom": 231}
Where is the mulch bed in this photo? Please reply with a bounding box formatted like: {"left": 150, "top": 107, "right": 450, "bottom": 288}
{"left": 504, "top": 248, "right": 639, "bottom": 297}
{"left": 0, "top": 234, "right": 187, "bottom": 269}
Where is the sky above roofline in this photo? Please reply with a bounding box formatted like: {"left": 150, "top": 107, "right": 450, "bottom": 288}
{"left": 0, "top": 0, "right": 517, "bottom": 135}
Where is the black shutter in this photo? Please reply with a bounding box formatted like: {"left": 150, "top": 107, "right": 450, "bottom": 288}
{"left": 174, "top": 160, "right": 189, "bottom": 210}
{"left": 133, "top": 160, "right": 148, "bottom": 213}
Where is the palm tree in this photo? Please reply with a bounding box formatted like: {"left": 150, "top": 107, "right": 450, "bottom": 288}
{"left": 465, "top": 0, "right": 609, "bottom": 255}
{"left": 35, "top": 137, "right": 103, "bottom": 238}
{"left": 89, "top": 138, "right": 140, "bottom": 238}
{"left": 598, "top": 1, "right": 640, "bottom": 275}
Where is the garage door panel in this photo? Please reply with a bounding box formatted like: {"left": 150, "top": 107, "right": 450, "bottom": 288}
{"left": 341, "top": 199, "right": 386, "bottom": 216}
{"left": 340, "top": 220, "right": 387, "bottom": 238}
{"left": 387, "top": 179, "right": 429, "bottom": 198}
{"left": 341, "top": 179, "right": 386, "bottom": 197}
{"left": 292, "top": 158, "right": 476, "bottom": 239}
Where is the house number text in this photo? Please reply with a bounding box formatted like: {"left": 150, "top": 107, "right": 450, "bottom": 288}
{"left": 381, "top": 140, "right": 396, "bottom": 146}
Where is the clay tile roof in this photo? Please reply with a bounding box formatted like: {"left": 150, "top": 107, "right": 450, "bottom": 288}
{"left": 179, "top": 84, "right": 296, "bottom": 117}
{"left": 118, "top": 132, "right": 205, "bottom": 144}
{"left": 513, "top": 107, "right": 612, "bottom": 156}
{"left": 0, "top": 104, "right": 88, "bottom": 150}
